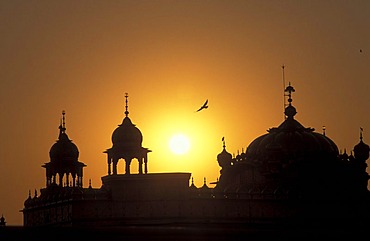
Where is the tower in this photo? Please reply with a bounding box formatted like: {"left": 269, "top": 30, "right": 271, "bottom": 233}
{"left": 42, "top": 111, "right": 86, "bottom": 187}
{"left": 104, "top": 93, "right": 151, "bottom": 175}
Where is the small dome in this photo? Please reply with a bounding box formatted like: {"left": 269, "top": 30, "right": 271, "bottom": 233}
{"left": 354, "top": 137, "right": 370, "bottom": 161}
{"left": 111, "top": 117, "right": 143, "bottom": 148}
{"left": 217, "top": 138, "right": 233, "bottom": 168}
{"left": 49, "top": 125, "right": 79, "bottom": 163}
{"left": 217, "top": 148, "right": 232, "bottom": 168}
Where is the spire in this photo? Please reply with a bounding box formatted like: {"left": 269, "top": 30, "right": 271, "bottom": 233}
{"left": 124, "top": 93, "right": 129, "bottom": 117}
{"left": 282, "top": 65, "right": 286, "bottom": 119}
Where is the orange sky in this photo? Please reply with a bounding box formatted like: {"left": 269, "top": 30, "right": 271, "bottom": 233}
{"left": 1, "top": 0, "right": 369, "bottom": 225}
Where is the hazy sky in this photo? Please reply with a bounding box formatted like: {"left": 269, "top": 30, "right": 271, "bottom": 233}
{"left": 1, "top": 0, "right": 369, "bottom": 225}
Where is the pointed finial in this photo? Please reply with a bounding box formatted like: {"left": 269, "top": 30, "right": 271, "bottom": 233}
{"left": 59, "top": 110, "right": 66, "bottom": 133}
{"left": 222, "top": 137, "right": 225, "bottom": 149}
{"left": 89, "top": 179, "right": 92, "bottom": 188}
{"left": 124, "top": 93, "right": 129, "bottom": 117}
{"left": 204, "top": 177, "right": 206, "bottom": 185}
{"left": 360, "top": 127, "right": 364, "bottom": 141}
{"left": 191, "top": 177, "right": 194, "bottom": 185}
{"left": 284, "top": 82, "right": 295, "bottom": 105}
{"left": 322, "top": 126, "right": 326, "bottom": 136}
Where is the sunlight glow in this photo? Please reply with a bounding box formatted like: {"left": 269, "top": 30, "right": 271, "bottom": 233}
{"left": 169, "top": 134, "right": 190, "bottom": 155}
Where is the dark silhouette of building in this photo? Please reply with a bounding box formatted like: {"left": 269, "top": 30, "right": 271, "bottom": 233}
{"left": 0, "top": 215, "right": 6, "bottom": 227}
{"left": 22, "top": 86, "right": 370, "bottom": 228}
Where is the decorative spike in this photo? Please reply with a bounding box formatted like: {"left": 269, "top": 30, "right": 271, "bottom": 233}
{"left": 62, "top": 110, "right": 66, "bottom": 129}
{"left": 124, "top": 93, "right": 129, "bottom": 117}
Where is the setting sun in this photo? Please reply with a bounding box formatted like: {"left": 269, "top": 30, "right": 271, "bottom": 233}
{"left": 169, "top": 134, "right": 191, "bottom": 155}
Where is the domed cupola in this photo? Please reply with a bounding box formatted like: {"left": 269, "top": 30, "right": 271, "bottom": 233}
{"left": 217, "top": 137, "right": 232, "bottom": 170}
{"left": 49, "top": 111, "right": 79, "bottom": 163}
{"left": 43, "top": 111, "right": 86, "bottom": 188}
{"left": 353, "top": 128, "right": 370, "bottom": 161}
{"left": 105, "top": 93, "right": 151, "bottom": 175}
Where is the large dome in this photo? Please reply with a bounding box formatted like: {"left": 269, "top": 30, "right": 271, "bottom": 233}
{"left": 245, "top": 113, "right": 339, "bottom": 164}
{"left": 111, "top": 116, "right": 143, "bottom": 148}
{"left": 216, "top": 83, "right": 342, "bottom": 196}
{"left": 246, "top": 85, "right": 339, "bottom": 166}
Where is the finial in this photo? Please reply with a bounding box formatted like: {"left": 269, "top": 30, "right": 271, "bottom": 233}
{"left": 89, "top": 179, "right": 92, "bottom": 188}
{"left": 222, "top": 137, "right": 225, "bottom": 149}
{"left": 284, "top": 82, "right": 295, "bottom": 105}
{"left": 283, "top": 82, "right": 297, "bottom": 119}
{"left": 204, "top": 177, "right": 206, "bottom": 184}
{"left": 124, "top": 93, "right": 129, "bottom": 117}
{"left": 191, "top": 177, "right": 194, "bottom": 185}
{"left": 59, "top": 110, "right": 66, "bottom": 133}
{"left": 28, "top": 190, "right": 31, "bottom": 198}
{"left": 34, "top": 189, "right": 37, "bottom": 198}
{"left": 322, "top": 126, "right": 326, "bottom": 136}
{"left": 360, "top": 127, "right": 364, "bottom": 141}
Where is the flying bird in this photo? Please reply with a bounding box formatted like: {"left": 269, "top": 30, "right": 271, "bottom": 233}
{"left": 196, "top": 99, "right": 208, "bottom": 112}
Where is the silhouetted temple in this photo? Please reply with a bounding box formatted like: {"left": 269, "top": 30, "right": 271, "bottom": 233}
{"left": 22, "top": 85, "right": 370, "bottom": 227}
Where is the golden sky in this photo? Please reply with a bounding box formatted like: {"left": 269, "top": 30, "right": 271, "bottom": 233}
{"left": 1, "top": 0, "right": 369, "bottom": 225}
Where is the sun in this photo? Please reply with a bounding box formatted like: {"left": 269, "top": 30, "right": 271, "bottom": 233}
{"left": 169, "top": 134, "right": 190, "bottom": 155}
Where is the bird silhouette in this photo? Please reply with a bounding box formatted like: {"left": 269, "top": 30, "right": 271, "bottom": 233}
{"left": 196, "top": 99, "right": 208, "bottom": 112}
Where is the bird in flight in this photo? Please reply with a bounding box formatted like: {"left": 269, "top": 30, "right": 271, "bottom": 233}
{"left": 196, "top": 99, "right": 208, "bottom": 112}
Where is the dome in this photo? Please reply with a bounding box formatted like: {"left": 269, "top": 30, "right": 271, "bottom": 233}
{"left": 246, "top": 120, "right": 339, "bottom": 164}
{"left": 217, "top": 138, "right": 232, "bottom": 168}
{"left": 111, "top": 116, "right": 143, "bottom": 148}
{"left": 217, "top": 148, "right": 232, "bottom": 168}
{"left": 49, "top": 125, "right": 79, "bottom": 163}
{"left": 353, "top": 132, "right": 370, "bottom": 161}
{"left": 245, "top": 83, "right": 339, "bottom": 169}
